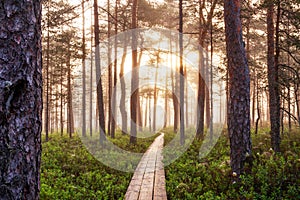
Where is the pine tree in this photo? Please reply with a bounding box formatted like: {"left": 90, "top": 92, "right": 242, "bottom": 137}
{"left": 0, "top": 0, "right": 42, "bottom": 198}
{"left": 224, "top": 0, "right": 252, "bottom": 178}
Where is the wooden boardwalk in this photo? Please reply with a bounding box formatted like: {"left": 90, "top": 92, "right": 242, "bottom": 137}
{"left": 125, "top": 133, "right": 167, "bottom": 200}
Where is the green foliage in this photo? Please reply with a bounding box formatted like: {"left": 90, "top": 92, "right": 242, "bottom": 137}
{"left": 41, "top": 131, "right": 157, "bottom": 199}
{"left": 165, "top": 129, "right": 300, "bottom": 199}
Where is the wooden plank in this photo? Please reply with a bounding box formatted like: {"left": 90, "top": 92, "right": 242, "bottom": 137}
{"left": 125, "top": 133, "right": 167, "bottom": 200}
{"left": 154, "top": 134, "right": 167, "bottom": 200}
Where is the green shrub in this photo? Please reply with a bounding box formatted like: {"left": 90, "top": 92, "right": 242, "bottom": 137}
{"left": 41, "top": 131, "right": 157, "bottom": 199}
{"left": 164, "top": 128, "right": 300, "bottom": 199}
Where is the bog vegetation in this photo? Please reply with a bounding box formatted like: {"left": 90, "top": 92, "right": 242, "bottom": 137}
{"left": 41, "top": 128, "right": 300, "bottom": 199}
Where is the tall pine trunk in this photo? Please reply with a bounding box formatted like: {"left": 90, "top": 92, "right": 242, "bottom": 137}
{"left": 111, "top": 0, "right": 118, "bottom": 139}
{"left": 107, "top": 0, "right": 112, "bottom": 136}
{"left": 179, "top": 0, "right": 185, "bottom": 145}
{"left": 130, "top": 0, "right": 139, "bottom": 144}
{"left": 119, "top": 27, "right": 128, "bottom": 134}
{"left": 90, "top": 6, "right": 94, "bottom": 136}
{"left": 94, "top": 0, "right": 106, "bottom": 144}
{"left": 267, "top": 1, "right": 281, "bottom": 152}
{"left": 0, "top": 1, "right": 42, "bottom": 198}
{"left": 67, "top": 39, "right": 74, "bottom": 137}
{"left": 224, "top": 0, "right": 252, "bottom": 177}
{"left": 45, "top": 1, "right": 50, "bottom": 141}
{"left": 82, "top": 0, "right": 87, "bottom": 137}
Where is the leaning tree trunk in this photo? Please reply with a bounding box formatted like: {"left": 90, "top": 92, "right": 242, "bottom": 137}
{"left": 0, "top": 1, "right": 42, "bottom": 199}
{"left": 224, "top": 0, "right": 252, "bottom": 178}
{"left": 267, "top": 1, "right": 281, "bottom": 152}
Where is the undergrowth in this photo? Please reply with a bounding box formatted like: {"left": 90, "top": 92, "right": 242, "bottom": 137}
{"left": 40, "top": 131, "right": 157, "bottom": 199}
{"left": 164, "top": 128, "right": 300, "bottom": 199}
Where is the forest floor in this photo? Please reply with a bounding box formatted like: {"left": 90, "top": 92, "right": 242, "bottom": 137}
{"left": 41, "top": 127, "right": 300, "bottom": 199}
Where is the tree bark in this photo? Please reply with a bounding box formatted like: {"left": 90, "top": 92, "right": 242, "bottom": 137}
{"left": 130, "top": 0, "right": 138, "bottom": 144}
{"left": 163, "top": 68, "right": 169, "bottom": 128}
{"left": 107, "top": 0, "right": 112, "bottom": 136}
{"left": 172, "top": 41, "right": 179, "bottom": 133}
{"left": 111, "top": 0, "right": 118, "bottom": 138}
{"left": 0, "top": 1, "right": 42, "bottom": 198}
{"left": 267, "top": 1, "right": 281, "bottom": 152}
{"left": 255, "top": 76, "right": 260, "bottom": 135}
{"left": 94, "top": 0, "right": 106, "bottom": 144}
{"left": 119, "top": 27, "right": 128, "bottom": 135}
{"left": 179, "top": 0, "right": 185, "bottom": 145}
{"left": 185, "top": 66, "right": 189, "bottom": 127}
{"left": 90, "top": 6, "right": 94, "bottom": 136}
{"left": 224, "top": 0, "right": 252, "bottom": 177}
{"left": 153, "top": 53, "right": 159, "bottom": 132}
{"left": 137, "top": 51, "right": 143, "bottom": 131}
{"left": 45, "top": 1, "right": 50, "bottom": 141}
{"left": 196, "top": 50, "right": 205, "bottom": 139}
{"left": 60, "top": 62, "right": 64, "bottom": 136}
{"left": 82, "top": 0, "right": 87, "bottom": 137}
{"left": 67, "top": 39, "right": 74, "bottom": 138}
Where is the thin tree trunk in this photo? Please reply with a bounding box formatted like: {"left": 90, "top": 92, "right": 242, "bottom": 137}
{"left": 281, "top": 90, "right": 285, "bottom": 134}
{"left": 196, "top": 49, "right": 205, "bottom": 139}
{"left": 287, "top": 15, "right": 291, "bottom": 131}
{"left": 164, "top": 69, "right": 169, "bottom": 128}
{"left": 185, "top": 66, "right": 189, "bottom": 127}
{"left": 252, "top": 73, "right": 256, "bottom": 126}
{"left": 82, "top": 0, "right": 87, "bottom": 137}
{"left": 111, "top": 0, "right": 118, "bottom": 138}
{"left": 225, "top": 69, "right": 229, "bottom": 125}
{"left": 0, "top": 1, "right": 42, "bottom": 198}
{"left": 107, "top": 0, "right": 112, "bottom": 136}
{"left": 179, "top": 0, "right": 185, "bottom": 145}
{"left": 67, "top": 40, "right": 74, "bottom": 138}
{"left": 60, "top": 62, "right": 64, "bottom": 136}
{"left": 210, "top": 18, "right": 214, "bottom": 141}
{"left": 119, "top": 27, "right": 128, "bottom": 134}
{"left": 267, "top": 1, "right": 281, "bottom": 152}
{"left": 137, "top": 51, "right": 143, "bottom": 131}
{"left": 55, "top": 84, "right": 59, "bottom": 132}
{"left": 205, "top": 48, "right": 210, "bottom": 129}
{"left": 90, "top": 6, "right": 94, "bottom": 136}
{"left": 130, "top": 0, "right": 139, "bottom": 144}
{"left": 153, "top": 54, "right": 159, "bottom": 132}
{"left": 45, "top": 2, "right": 50, "bottom": 141}
{"left": 171, "top": 39, "right": 179, "bottom": 133}
{"left": 255, "top": 76, "right": 261, "bottom": 135}
{"left": 144, "top": 95, "right": 149, "bottom": 128}
{"left": 94, "top": 0, "right": 106, "bottom": 144}
{"left": 49, "top": 63, "right": 53, "bottom": 133}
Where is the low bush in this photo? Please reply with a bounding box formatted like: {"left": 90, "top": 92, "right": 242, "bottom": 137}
{"left": 164, "top": 128, "right": 300, "bottom": 199}
{"left": 41, "top": 131, "right": 157, "bottom": 199}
